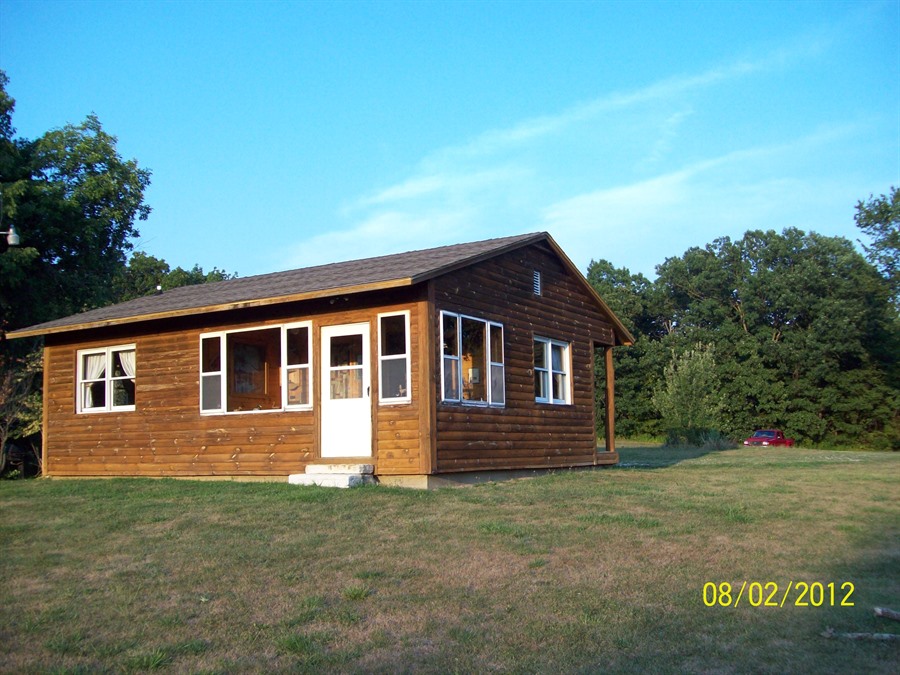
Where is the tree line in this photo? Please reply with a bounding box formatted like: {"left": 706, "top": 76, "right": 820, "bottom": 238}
{"left": 0, "top": 72, "right": 233, "bottom": 471}
{"left": 590, "top": 192, "right": 899, "bottom": 450}
{"left": 0, "top": 69, "right": 897, "bottom": 465}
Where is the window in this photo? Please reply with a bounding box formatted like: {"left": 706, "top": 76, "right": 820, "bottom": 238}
{"left": 533, "top": 270, "right": 542, "bottom": 296}
{"left": 284, "top": 324, "right": 312, "bottom": 407}
{"left": 379, "top": 312, "right": 411, "bottom": 403}
{"left": 534, "top": 337, "right": 570, "bottom": 404}
{"left": 200, "top": 322, "right": 312, "bottom": 414}
{"left": 77, "top": 345, "right": 136, "bottom": 413}
{"left": 441, "top": 312, "right": 504, "bottom": 406}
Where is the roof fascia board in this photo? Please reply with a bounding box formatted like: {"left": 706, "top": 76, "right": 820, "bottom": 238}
{"left": 542, "top": 234, "right": 636, "bottom": 346}
{"left": 408, "top": 232, "right": 549, "bottom": 285}
{"left": 7, "top": 277, "right": 415, "bottom": 340}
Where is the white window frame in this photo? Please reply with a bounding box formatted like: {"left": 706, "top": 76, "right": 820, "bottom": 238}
{"left": 378, "top": 311, "right": 411, "bottom": 405}
{"left": 282, "top": 321, "right": 313, "bottom": 411}
{"left": 200, "top": 322, "right": 313, "bottom": 415}
{"left": 440, "top": 311, "right": 504, "bottom": 407}
{"left": 534, "top": 336, "right": 571, "bottom": 405}
{"left": 76, "top": 344, "right": 136, "bottom": 413}
{"left": 200, "top": 332, "right": 225, "bottom": 413}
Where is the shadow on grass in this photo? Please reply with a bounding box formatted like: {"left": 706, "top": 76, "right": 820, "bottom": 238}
{"left": 612, "top": 446, "right": 719, "bottom": 469}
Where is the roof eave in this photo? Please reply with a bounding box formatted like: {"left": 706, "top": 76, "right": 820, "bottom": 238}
{"left": 7, "top": 277, "right": 415, "bottom": 340}
{"left": 408, "top": 232, "right": 550, "bottom": 285}
{"left": 542, "top": 235, "right": 636, "bottom": 346}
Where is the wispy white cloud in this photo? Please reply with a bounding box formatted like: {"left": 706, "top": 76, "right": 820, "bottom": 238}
{"left": 432, "top": 60, "right": 760, "bottom": 163}
{"left": 353, "top": 166, "right": 531, "bottom": 210}
{"left": 280, "top": 37, "right": 859, "bottom": 276}
{"left": 541, "top": 124, "right": 865, "bottom": 274}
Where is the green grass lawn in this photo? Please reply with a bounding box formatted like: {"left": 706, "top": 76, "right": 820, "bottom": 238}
{"left": 1, "top": 447, "right": 898, "bottom": 673}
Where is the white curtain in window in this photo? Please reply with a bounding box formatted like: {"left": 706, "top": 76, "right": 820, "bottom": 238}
{"left": 118, "top": 349, "right": 136, "bottom": 379}
{"left": 83, "top": 353, "right": 106, "bottom": 407}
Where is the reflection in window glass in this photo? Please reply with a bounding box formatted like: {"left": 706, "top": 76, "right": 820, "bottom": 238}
{"left": 441, "top": 312, "right": 504, "bottom": 405}
{"left": 534, "top": 337, "right": 570, "bottom": 404}
{"left": 226, "top": 329, "right": 281, "bottom": 412}
{"left": 380, "top": 314, "right": 410, "bottom": 402}
{"left": 443, "top": 358, "right": 460, "bottom": 400}
{"left": 201, "top": 374, "right": 222, "bottom": 410}
{"left": 330, "top": 369, "right": 363, "bottom": 399}
{"left": 330, "top": 334, "right": 362, "bottom": 367}
{"left": 77, "top": 346, "right": 136, "bottom": 413}
{"left": 286, "top": 327, "right": 309, "bottom": 365}
{"left": 202, "top": 337, "right": 221, "bottom": 373}
{"left": 286, "top": 326, "right": 311, "bottom": 407}
{"left": 461, "top": 318, "right": 486, "bottom": 402}
{"left": 381, "top": 315, "right": 406, "bottom": 356}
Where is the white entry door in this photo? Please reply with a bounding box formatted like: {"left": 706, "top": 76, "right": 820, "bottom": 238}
{"left": 320, "top": 323, "right": 372, "bottom": 458}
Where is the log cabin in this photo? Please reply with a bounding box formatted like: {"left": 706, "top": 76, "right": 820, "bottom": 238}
{"left": 9, "top": 232, "right": 634, "bottom": 487}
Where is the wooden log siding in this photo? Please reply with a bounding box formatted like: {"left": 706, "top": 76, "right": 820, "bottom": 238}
{"left": 431, "top": 242, "right": 617, "bottom": 473}
{"left": 42, "top": 297, "right": 426, "bottom": 477}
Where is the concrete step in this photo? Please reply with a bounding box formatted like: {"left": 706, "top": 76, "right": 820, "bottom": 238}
{"left": 288, "top": 473, "right": 375, "bottom": 488}
{"left": 304, "top": 463, "right": 374, "bottom": 475}
{"left": 288, "top": 463, "right": 376, "bottom": 488}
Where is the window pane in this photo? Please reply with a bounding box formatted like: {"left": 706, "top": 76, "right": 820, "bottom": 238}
{"left": 443, "top": 358, "right": 459, "bottom": 400}
{"left": 201, "top": 374, "right": 222, "bottom": 410}
{"left": 381, "top": 315, "right": 406, "bottom": 356}
{"left": 112, "top": 350, "right": 136, "bottom": 378}
{"left": 535, "top": 370, "right": 549, "bottom": 400}
{"left": 227, "top": 328, "right": 281, "bottom": 411}
{"left": 461, "top": 318, "right": 486, "bottom": 402}
{"left": 442, "top": 314, "right": 458, "bottom": 356}
{"left": 490, "top": 325, "right": 503, "bottom": 363}
{"left": 83, "top": 381, "right": 106, "bottom": 409}
{"left": 330, "top": 335, "right": 362, "bottom": 367}
{"left": 534, "top": 340, "right": 546, "bottom": 369}
{"left": 202, "top": 337, "right": 221, "bottom": 373}
{"left": 82, "top": 353, "right": 106, "bottom": 381}
{"left": 490, "top": 364, "right": 505, "bottom": 404}
{"left": 553, "top": 373, "right": 567, "bottom": 402}
{"left": 551, "top": 344, "right": 565, "bottom": 372}
{"left": 286, "top": 327, "right": 309, "bottom": 366}
{"left": 381, "top": 359, "right": 408, "bottom": 399}
{"left": 112, "top": 378, "right": 136, "bottom": 407}
{"left": 330, "top": 369, "right": 362, "bottom": 399}
{"left": 287, "top": 367, "right": 309, "bottom": 406}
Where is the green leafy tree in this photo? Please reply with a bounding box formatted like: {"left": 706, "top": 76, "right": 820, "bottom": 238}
{"left": 0, "top": 72, "right": 235, "bottom": 471}
{"left": 0, "top": 111, "right": 151, "bottom": 331}
{"left": 651, "top": 228, "right": 897, "bottom": 448}
{"left": 588, "top": 259, "right": 666, "bottom": 438}
{"left": 652, "top": 342, "right": 723, "bottom": 445}
{"left": 113, "top": 252, "right": 236, "bottom": 302}
{"left": 855, "top": 187, "right": 899, "bottom": 307}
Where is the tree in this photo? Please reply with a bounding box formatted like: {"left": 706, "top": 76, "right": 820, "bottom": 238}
{"left": 653, "top": 228, "right": 897, "bottom": 447}
{"left": 0, "top": 349, "right": 41, "bottom": 474}
{"left": 1, "top": 111, "right": 152, "bottom": 332}
{"left": 113, "top": 252, "right": 236, "bottom": 303}
{"left": 855, "top": 187, "right": 899, "bottom": 308}
{"left": 652, "top": 342, "right": 723, "bottom": 445}
{"left": 601, "top": 224, "right": 898, "bottom": 449}
{"left": 0, "top": 72, "right": 236, "bottom": 473}
{"left": 588, "top": 260, "right": 666, "bottom": 438}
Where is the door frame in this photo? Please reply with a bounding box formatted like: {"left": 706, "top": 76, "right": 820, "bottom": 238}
{"left": 319, "top": 322, "right": 373, "bottom": 458}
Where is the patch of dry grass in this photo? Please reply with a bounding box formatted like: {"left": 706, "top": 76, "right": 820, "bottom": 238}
{"left": 0, "top": 447, "right": 898, "bottom": 673}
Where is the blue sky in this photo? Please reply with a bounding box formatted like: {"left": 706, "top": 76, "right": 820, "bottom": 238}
{"left": 1, "top": 0, "right": 897, "bottom": 280}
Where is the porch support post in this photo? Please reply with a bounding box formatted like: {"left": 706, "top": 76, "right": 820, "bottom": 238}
{"left": 604, "top": 346, "right": 615, "bottom": 454}
{"left": 42, "top": 346, "right": 50, "bottom": 476}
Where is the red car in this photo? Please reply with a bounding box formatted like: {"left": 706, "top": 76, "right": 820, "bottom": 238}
{"left": 743, "top": 429, "right": 794, "bottom": 447}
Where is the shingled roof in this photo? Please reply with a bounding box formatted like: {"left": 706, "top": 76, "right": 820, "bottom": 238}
{"left": 10, "top": 232, "right": 561, "bottom": 339}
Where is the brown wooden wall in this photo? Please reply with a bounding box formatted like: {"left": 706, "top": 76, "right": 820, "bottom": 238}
{"left": 42, "top": 290, "right": 428, "bottom": 477}
{"left": 430, "top": 242, "right": 618, "bottom": 473}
